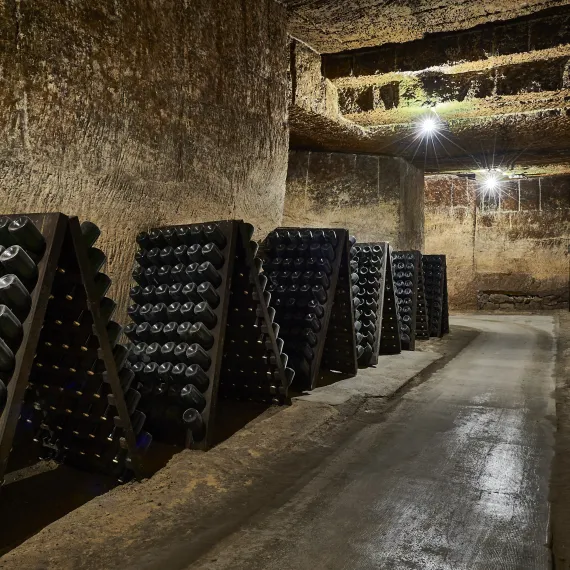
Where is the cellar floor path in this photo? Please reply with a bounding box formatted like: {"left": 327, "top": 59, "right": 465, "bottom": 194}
{"left": 1, "top": 317, "right": 503, "bottom": 570}
{"left": 183, "top": 315, "right": 556, "bottom": 570}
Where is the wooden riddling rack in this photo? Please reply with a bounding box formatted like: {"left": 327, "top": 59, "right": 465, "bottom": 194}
{"left": 391, "top": 250, "right": 430, "bottom": 350}
{"left": 422, "top": 255, "right": 450, "bottom": 337}
{"left": 260, "top": 227, "right": 358, "bottom": 391}
{"left": 0, "top": 213, "right": 146, "bottom": 486}
{"left": 351, "top": 241, "right": 396, "bottom": 366}
{"left": 125, "top": 220, "right": 291, "bottom": 452}
{"left": 378, "top": 243, "right": 402, "bottom": 356}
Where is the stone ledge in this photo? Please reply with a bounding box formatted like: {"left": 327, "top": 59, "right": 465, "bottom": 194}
{"left": 478, "top": 290, "right": 569, "bottom": 310}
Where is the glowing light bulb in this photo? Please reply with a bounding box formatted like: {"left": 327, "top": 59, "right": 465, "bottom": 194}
{"left": 483, "top": 174, "right": 500, "bottom": 193}
{"left": 421, "top": 117, "right": 437, "bottom": 136}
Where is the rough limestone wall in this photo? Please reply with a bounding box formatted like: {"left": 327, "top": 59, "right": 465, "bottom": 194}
{"left": 283, "top": 150, "right": 424, "bottom": 249}
{"left": 425, "top": 174, "right": 570, "bottom": 309}
{"left": 0, "top": 0, "right": 289, "bottom": 320}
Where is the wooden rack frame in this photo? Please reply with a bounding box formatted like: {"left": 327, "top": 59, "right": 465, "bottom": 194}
{"left": 392, "top": 250, "right": 429, "bottom": 351}
{"left": 261, "top": 227, "right": 358, "bottom": 392}
{"left": 0, "top": 213, "right": 143, "bottom": 486}
{"left": 127, "top": 220, "right": 289, "bottom": 452}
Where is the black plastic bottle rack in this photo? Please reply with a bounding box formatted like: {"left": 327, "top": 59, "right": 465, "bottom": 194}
{"left": 422, "top": 255, "right": 449, "bottom": 337}
{"left": 126, "top": 220, "right": 290, "bottom": 451}
{"left": 352, "top": 242, "right": 387, "bottom": 366}
{"left": 391, "top": 250, "right": 429, "bottom": 350}
{"left": 260, "top": 227, "right": 358, "bottom": 391}
{"left": 0, "top": 213, "right": 145, "bottom": 486}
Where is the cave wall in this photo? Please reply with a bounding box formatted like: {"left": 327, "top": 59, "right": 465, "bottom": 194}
{"left": 0, "top": 0, "right": 289, "bottom": 318}
{"left": 284, "top": 150, "right": 424, "bottom": 249}
{"left": 425, "top": 174, "right": 570, "bottom": 309}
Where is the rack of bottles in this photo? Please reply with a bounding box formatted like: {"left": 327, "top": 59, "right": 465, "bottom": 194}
{"left": 376, "top": 243, "right": 402, "bottom": 356}
{"left": 352, "top": 242, "right": 385, "bottom": 366}
{"left": 0, "top": 213, "right": 145, "bottom": 486}
{"left": 126, "top": 220, "right": 291, "bottom": 451}
{"left": 260, "top": 227, "right": 358, "bottom": 391}
{"left": 422, "top": 255, "right": 450, "bottom": 338}
{"left": 391, "top": 250, "right": 429, "bottom": 350}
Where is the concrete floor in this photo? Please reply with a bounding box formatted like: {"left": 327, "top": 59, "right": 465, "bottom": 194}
{"left": 187, "top": 315, "right": 556, "bottom": 570}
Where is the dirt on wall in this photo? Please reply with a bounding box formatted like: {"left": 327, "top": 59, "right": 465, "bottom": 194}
{"left": 284, "top": 150, "right": 424, "bottom": 250}
{"left": 0, "top": 0, "right": 289, "bottom": 319}
{"left": 425, "top": 175, "right": 570, "bottom": 309}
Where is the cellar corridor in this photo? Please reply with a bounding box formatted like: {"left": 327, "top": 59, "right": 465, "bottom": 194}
{"left": 179, "top": 315, "right": 556, "bottom": 570}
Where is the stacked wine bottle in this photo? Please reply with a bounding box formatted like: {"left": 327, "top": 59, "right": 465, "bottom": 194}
{"left": 351, "top": 243, "right": 384, "bottom": 367}
{"left": 349, "top": 238, "right": 364, "bottom": 360}
{"left": 414, "top": 258, "right": 430, "bottom": 341}
{"left": 320, "top": 233, "right": 358, "bottom": 376}
{"left": 422, "top": 255, "right": 449, "bottom": 338}
{"left": 218, "top": 231, "right": 294, "bottom": 405}
{"left": 391, "top": 251, "right": 418, "bottom": 350}
{"left": 126, "top": 220, "right": 289, "bottom": 450}
{"left": 0, "top": 216, "right": 47, "bottom": 415}
{"left": 377, "top": 243, "right": 402, "bottom": 356}
{"left": 392, "top": 250, "right": 430, "bottom": 349}
{"left": 261, "top": 227, "right": 357, "bottom": 391}
{"left": 16, "top": 220, "right": 149, "bottom": 478}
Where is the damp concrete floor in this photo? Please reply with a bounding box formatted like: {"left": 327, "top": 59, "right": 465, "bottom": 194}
{"left": 186, "top": 315, "right": 556, "bottom": 570}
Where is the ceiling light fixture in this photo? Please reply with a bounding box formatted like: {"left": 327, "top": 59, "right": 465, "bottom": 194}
{"left": 415, "top": 113, "right": 442, "bottom": 139}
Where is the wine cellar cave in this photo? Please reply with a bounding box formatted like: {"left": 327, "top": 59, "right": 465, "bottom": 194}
{"left": 1, "top": 2, "right": 570, "bottom": 569}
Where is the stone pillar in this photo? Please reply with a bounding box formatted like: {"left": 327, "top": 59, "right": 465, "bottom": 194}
{"left": 284, "top": 150, "right": 424, "bottom": 250}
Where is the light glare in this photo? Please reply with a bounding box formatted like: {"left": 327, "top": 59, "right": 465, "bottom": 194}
{"left": 420, "top": 117, "right": 438, "bottom": 137}
{"left": 483, "top": 175, "right": 499, "bottom": 192}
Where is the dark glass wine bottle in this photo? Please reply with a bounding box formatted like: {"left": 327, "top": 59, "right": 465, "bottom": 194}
{"left": 8, "top": 216, "right": 46, "bottom": 256}
{"left": 187, "top": 322, "right": 214, "bottom": 349}
{"left": 202, "top": 243, "right": 224, "bottom": 268}
{"left": 194, "top": 302, "right": 217, "bottom": 329}
{"left": 0, "top": 246, "right": 38, "bottom": 288}
{"left": 0, "top": 304, "right": 22, "bottom": 352}
{"left": 162, "top": 227, "right": 180, "bottom": 247}
{"left": 160, "top": 246, "right": 177, "bottom": 266}
{"left": 174, "top": 342, "right": 190, "bottom": 363}
{"left": 182, "top": 282, "right": 201, "bottom": 303}
{"left": 80, "top": 221, "right": 101, "bottom": 248}
{"left": 166, "top": 302, "right": 183, "bottom": 323}
{"left": 0, "top": 274, "right": 31, "bottom": 321}
{"left": 150, "top": 303, "right": 168, "bottom": 324}
{"left": 197, "top": 281, "right": 220, "bottom": 308}
{"left": 135, "top": 322, "right": 152, "bottom": 342}
{"left": 197, "top": 262, "right": 221, "bottom": 287}
{"left": 150, "top": 322, "right": 165, "bottom": 343}
{"left": 0, "top": 218, "right": 14, "bottom": 248}
{"left": 180, "top": 302, "right": 196, "bottom": 323}
{"left": 185, "top": 364, "right": 209, "bottom": 392}
{"left": 203, "top": 224, "right": 226, "bottom": 249}
{"left": 179, "top": 384, "right": 206, "bottom": 412}
{"left": 186, "top": 343, "right": 211, "bottom": 370}
{"left": 163, "top": 321, "right": 179, "bottom": 341}
{"left": 182, "top": 408, "right": 205, "bottom": 441}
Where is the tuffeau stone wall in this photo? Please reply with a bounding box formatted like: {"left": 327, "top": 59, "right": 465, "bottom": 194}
{"left": 284, "top": 150, "right": 424, "bottom": 250}
{"left": 425, "top": 174, "right": 570, "bottom": 309}
{"left": 0, "top": 0, "right": 289, "bottom": 320}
